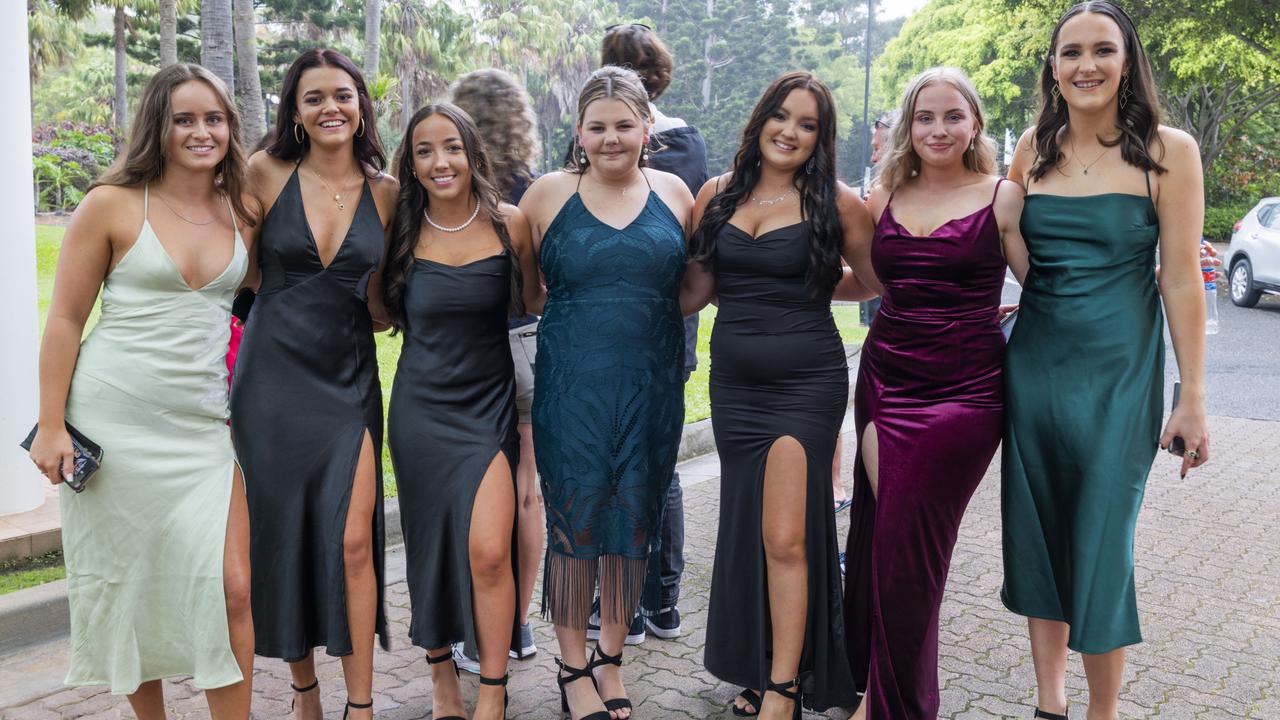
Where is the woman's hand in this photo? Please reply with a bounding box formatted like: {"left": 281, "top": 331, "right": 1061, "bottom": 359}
{"left": 997, "top": 303, "right": 1019, "bottom": 323}
{"left": 1159, "top": 396, "right": 1210, "bottom": 479}
{"left": 29, "top": 424, "right": 75, "bottom": 485}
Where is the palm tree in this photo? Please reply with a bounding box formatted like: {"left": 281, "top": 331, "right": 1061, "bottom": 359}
{"left": 159, "top": 0, "right": 176, "bottom": 65}
{"left": 364, "top": 0, "right": 382, "bottom": 79}
{"left": 49, "top": 0, "right": 156, "bottom": 138}
{"left": 28, "top": 0, "right": 84, "bottom": 83}
{"left": 200, "top": 0, "right": 234, "bottom": 92}
{"left": 382, "top": 0, "right": 477, "bottom": 128}
{"left": 232, "top": 0, "right": 264, "bottom": 144}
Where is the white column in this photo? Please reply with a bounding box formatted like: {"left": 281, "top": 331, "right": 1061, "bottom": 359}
{"left": 1, "top": 7, "right": 45, "bottom": 516}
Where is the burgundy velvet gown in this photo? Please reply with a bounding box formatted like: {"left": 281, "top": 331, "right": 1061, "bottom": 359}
{"left": 843, "top": 179, "right": 1008, "bottom": 719}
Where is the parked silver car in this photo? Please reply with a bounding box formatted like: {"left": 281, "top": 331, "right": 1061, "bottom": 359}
{"left": 1226, "top": 198, "right": 1280, "bottom": 307}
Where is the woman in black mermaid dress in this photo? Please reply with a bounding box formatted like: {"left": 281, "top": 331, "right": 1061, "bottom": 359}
{"left": 382, "top": 104, "right": 541, "bottom": 720}
{"left": 684, "top": 72, "right": 873, "bottom": 719}
{"left": 230, "top": 49, "right": 398, "bottom": 719}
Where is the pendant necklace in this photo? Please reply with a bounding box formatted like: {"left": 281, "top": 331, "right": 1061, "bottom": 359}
{"left": 424, "top": 197, "right": 481, "bottom": 233}
{"left": 751, "top": 187, "right": 795, "bottom": 207}
{"left": 306, "top": 166, "right": 355, "bottom": 210}
{"left": 1068, "top": 133, "right": 1110, "bottom": 176}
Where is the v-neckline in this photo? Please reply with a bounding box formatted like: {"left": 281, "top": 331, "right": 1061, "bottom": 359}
{"left": 143, "top": 220, "right": 240, "bottom": 293}
{"left": 295, "top": 168, "right": 368, "bottom": 270}
{"left": 575, "top": 190, "right": 654, "bottom": 232}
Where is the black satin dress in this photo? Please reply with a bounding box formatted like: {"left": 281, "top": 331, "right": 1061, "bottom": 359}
{"left": 230, "top": 168, "right": 388, "bottom": 660}
{"left": 704, "top": 221, "right": 857, "bottom": 712}
{"left": 387, "top": 252, "right": 520, "bottom": 651}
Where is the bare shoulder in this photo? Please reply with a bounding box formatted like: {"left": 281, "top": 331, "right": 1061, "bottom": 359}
{"left": 993, "top": 175, "right": 1026, "bottom": 223}
{"left": 369, "top": 170, "right": 400, "bottom": 203}
{"left": 499, "top": 202, "right": 529, "bottom": 229}
{"left": 865, "top": 183, "right": 891, "bottom": 222}
{"left": 521, "top": 171, "right": 577, "bottom": 212}
{"left": 1155, "top": 125, "right": 1201, "bottom": 167}
{"left": 1017, "top": 126, "right": 1037, "bottom": 151}
{"left": 248, "top": 150, "right": 290, "bottom": 181}
{"left": 80, "top": 183, "right": 141, "bottom": 226}
{"left": 836, "top": 181, "right": 872, "bottom": 222}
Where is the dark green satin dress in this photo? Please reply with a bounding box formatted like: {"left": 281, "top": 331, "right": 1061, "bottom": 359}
{"left": 1001, "top": 188, "right": 1163, "bottom": 654}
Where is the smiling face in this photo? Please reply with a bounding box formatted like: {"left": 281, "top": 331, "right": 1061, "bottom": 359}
{"left": 164, "top": 79, "right": 230, "bottom": 174}
{"left": 758, "top": 88, "right": 820, "bottom": 172}
{"left": 293, "top": 65, "right": 363, "bottom": 150}
{"left": 411, "top": 112, "right": 472, "bottom": 204}
{"left": 910, "top": 81, "right": 977, "bottom": 169}
{"left": 1052, "top": 10, "right": 1128, "bottom": 114}
{"left": 577, "top": 97, "right": 648, "bottom": 176}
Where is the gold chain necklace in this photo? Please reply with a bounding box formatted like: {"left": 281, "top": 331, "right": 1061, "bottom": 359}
{"left": 1068, "top": 133, "right": 1111, "bottom": 176}
{"left": 305, "top": 165, "right": 358, "bottom": 210}
{"left": 154, "top": 190, "right": 217, "bottom": 226}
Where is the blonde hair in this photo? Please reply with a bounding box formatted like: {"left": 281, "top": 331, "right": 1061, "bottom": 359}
{"left": 449, "top": 68, "right": 541, "bottom": 201}
{"left": 95, "top": 63, "right": 254, "bottom": 225}
{"left": 567, "top": 65, "right": 653, "bottom": 172}
{"left": 876, "top": 66, "right": 996, "bottom": 193}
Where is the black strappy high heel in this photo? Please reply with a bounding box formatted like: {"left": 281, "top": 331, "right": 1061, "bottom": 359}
{"left": 427, "top": 650, "right": 465, "bottom": 720}
{"left": 289, "top": 678, "right": 319, "bottom": 713}
{"left": 556, "top": 657, "right": 612, "bottom": 720}
{"left": 588, "top": 645, "right": 633, "bottom": 716}
{"left": 479, "top": 673, "right": 510, "bottom": 718}
{"left": 765, "top": 676, "right": 802, "bottom": 720}
{"left": 342, "top": 699, "right": 372, "bottom": 719}
{"left": 1034, "top": 709, "right": 1069, "bottom": 719}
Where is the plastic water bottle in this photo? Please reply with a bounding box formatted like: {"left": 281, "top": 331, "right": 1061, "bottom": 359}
{"left": 1202, "top": 240, "right": 1219, "bottom": 335}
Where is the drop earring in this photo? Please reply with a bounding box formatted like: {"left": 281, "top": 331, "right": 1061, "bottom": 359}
{"left": 805, "top": 157, "right": 815, "bottom": 174}
{"left": 1051, "top": 83, "right": 1061, "bottom": 112}
{"left": 1119, "top": 73, "right": 1132, "bottom": 109}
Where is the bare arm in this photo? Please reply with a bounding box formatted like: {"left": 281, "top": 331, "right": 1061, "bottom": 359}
{"left": 994, "top": 179, "right": 1029, "bottom": 285}
{"left": 838, "top": 184, "right": 884, "bottom": 300}
{"left": 1154, "top": 127, "right": 1210, "bottom": 476}
{"left": 30, "top": 188, "right": 120, "bottom": 482}
{"left": 366, "top": 174, "right": 400, "bottom": 331}
{"left": 504, "top": 204, "right": 545, "bottom": 315}
{"left": 679, "top": 177, "right": 720, "bottom": 316}
{"left": 1006, "top": 127, "right": 1036, "bottom": 189}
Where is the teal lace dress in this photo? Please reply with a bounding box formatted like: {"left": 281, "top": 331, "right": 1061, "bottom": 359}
{"left": 533, "top": 181, "right": 686, "bottom": 629}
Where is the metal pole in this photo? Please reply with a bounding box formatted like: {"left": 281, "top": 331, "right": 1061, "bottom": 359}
{"left": 861, "top": 0, "right": 874, "bottom": 172}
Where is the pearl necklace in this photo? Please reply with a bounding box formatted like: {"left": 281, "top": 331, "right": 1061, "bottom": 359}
{"left": 424, "top": 198, "right": 481, "bottom": 233}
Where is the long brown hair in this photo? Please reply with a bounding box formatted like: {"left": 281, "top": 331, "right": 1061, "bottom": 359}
{"left": 383, "top": 103, "right": 524, "bottom": 333}
{"left": 448, "top": 69, "right": 541, "bottom": 202}
{"left": 690, "top": 71, "right": 843, "bottom": 297}
{"left": 265, "top": 48, "right": 386, "bottom": 176}
{"left": 94, "top": 63, "right": 254, "bottom": 225}
{"left": 1028, "top": 0, "right": 1166, "bottom": 181}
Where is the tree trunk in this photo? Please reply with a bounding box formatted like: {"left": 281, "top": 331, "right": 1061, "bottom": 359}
{"left": 201, "top": 0, "right": 235, "bottom": 94}
{"left": 114, "top": 4, "right": 128, "bottom": 138}
{"left": 701, "top": 0, "right": 715, "bottom": 110}
{"left": 233, "top": 0, "right": 265, "bottom": 145}
{"left": 364, "top": 0, "right": 383, "bottom": 80}
{"left": 398, "top": 62, "right": 414, "bottom": 130}
{"left": 159, "top": 0, "right": 178, "bottom": 66}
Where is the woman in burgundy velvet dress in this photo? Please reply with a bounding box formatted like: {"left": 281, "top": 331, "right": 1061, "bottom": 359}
{"left": 841, "top": 67, "right": 1028, "bottom": 720}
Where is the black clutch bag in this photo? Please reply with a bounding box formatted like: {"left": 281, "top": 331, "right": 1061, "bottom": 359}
{"left": 19, "top": 422, "right": 104, "bottom": 493}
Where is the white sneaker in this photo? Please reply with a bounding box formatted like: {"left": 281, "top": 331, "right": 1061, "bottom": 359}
{"left": 451, "top": 642, "right": 481, "bottom": 675}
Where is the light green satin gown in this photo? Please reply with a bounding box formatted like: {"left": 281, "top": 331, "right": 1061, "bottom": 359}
{"left": 61, "top": 186, "right": 248, "bottom": 693}
{"left": 1001, "top": 182, "right": 1164, "bottom": 655}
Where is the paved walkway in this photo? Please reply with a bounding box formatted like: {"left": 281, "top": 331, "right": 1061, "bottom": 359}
{"left": 3, "top": 414, "right": 1278, "bottom": 719}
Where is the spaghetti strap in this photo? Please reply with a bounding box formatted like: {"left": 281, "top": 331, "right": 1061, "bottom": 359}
{"left": 143, "top": 184, "right": 149, "bottom": 215}
{"left": 641, "top": 167, "right": 654, "bottom": 190}
{"left": 991, "top": 176, "right": 1006, "bottom": 203}
{"left": 1143, "top": 170, "right": 1153, "bottom": 202}
{"left": 575, "top": 171, "right": 585, "bottom": 191}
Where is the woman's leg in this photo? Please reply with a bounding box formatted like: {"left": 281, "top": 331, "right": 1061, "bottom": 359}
{"left": 206, "top": 466, "right": 254, "bottom": 719}
{"left": 593, "top": 598, "right": 631, "bottom": 720}
{"left": 759, "top": 436, "right": 808, "bottom": 720}
{"left": 849, "top": 424, "right": 879, "bottom": 720}
{"left": 555, "top": 623, "right": 608, "bottom": 719}
{"left": 428, "top": 644, "right": 466, "bottom": 719}
{"left": 125, "top": 679, "right": 166, "bottom": 720}
{"left": 1029, "top": 618, "right": 1070, "bottom": 716}
{"left": 470, "top": 452, "right": 517, "bottom": 720}
{"left": 288, "top": 652, "right": 321, "bottom": 720}
{"left": 515, "top": 423, "right": 543, "bottom": 630}
{"left": 339, "top": 430, "right": 379, "bottom": 719}
{"left": 1081, "top": 648, "right": 1125, "bottom": 720}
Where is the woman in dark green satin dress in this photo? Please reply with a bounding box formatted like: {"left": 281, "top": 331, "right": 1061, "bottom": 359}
{"left": 1002, "top": 3, "right": 1211, "bottom": 719}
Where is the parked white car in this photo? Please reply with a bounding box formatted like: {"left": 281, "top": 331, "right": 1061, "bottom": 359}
{"left": 1226, "top": 198, "right": 1280, "bottom": 307}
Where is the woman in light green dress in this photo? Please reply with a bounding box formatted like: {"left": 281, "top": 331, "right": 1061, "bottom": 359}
{"left": 1001, "top": 4, "right": 1210, "bottom": 719}
{"left": 28, "top": 65, "right": 256, "bottom": 718}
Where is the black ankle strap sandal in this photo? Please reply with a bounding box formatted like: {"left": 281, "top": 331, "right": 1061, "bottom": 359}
{"left": 289, "top": 679, "right": 318, "bottom": 712}
{"left": 557, "top": 658, "right": 612, "bottom": 720}
{"left": 589, "top": 646, "right": 632, "bottom": 714}
{"left": 426, "top": 651, "right": 464, "bottom": 720}
{"left": 765, "top": 677, "right": 802, "bottom": 720}
{"left": 480, "top": 673, "right": 510, "bottom": 717}
{"left": 342, "top": 699, "right": 372, "bottom": 719}
{"left": 1034, "top": 709, "right": 1069, "bottom": 720}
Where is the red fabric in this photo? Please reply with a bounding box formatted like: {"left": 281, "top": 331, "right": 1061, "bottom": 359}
{"left": 226, "top": 318, "right": 243, "bottom": 389}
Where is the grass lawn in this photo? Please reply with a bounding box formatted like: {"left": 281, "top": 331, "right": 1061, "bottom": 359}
{"left": 36, "top": 224, "right": 869, "bottom": 497}
{"left": 0, "top": 551, "right": 66, "bottom": 596}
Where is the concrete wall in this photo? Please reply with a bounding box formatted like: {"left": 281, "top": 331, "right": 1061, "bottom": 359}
{"left": 1, "top": 8, "right": 46, "bottom": 516}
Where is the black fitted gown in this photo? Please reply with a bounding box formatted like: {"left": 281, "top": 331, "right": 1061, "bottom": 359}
{"left": 230, "top": 168, "right": 388, "bottom": 660}
{"left": 704, "top": 221, "right": 858, "bottom": 711}
{"left": 387, "top": 252, "right": 520, "bottom": 651}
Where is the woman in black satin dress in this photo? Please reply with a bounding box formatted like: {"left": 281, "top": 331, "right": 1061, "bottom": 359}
{"left": 382, "top": 103, "right": 542, "bottom": 720}
{"left": 230, "top": 49, "right": 398, "bottom": 720}
{"left": 682, "top": 72, "right": 874, "bottom": 720}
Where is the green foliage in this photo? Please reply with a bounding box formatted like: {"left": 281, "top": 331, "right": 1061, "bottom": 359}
{"left": 0, "top": 551, "right": 66, "bottom": 597}
{"left": 32, "top": 153, "right": 89, "bottom": 213}
{"left": 1203, "top": 202, "right": 1255, "bottom": 241}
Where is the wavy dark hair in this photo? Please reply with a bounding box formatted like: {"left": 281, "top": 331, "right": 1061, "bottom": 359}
{"left": 1029, "top": 0, "right": 1165, "bottom": 181}
{"left": 690, "top": 71, "right": 842, "bottom": 296}
{"left": 383, "top": 103, "right": 524, "bottom": 333}
{"left": 94, "top": 63, "right": 254, "bottom": 226}
{"left": 266, "top": 48, "right": 386, "bottom": 176}
{"left": 601, "top": 23, "right": 674, "bottom": 101}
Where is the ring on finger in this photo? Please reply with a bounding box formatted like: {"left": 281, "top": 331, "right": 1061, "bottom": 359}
{"left": 1186, "top": 449, "right": 1201, "bottom": 460}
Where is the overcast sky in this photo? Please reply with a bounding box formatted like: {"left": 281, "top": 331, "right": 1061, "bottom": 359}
{"left": 877, "top": 0, "right": 930, "bottom": 20}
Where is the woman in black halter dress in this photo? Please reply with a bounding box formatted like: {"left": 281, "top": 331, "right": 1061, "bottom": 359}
{"left": 230, "top": 50, "right": 397, "bottom": 719}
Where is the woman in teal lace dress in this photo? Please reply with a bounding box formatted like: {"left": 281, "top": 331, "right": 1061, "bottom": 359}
{"left": 518, "top": 66, "right": 694, "bottom": 720}
{"left": 1002, "top": 3, "right": 1210, "bottom": 718}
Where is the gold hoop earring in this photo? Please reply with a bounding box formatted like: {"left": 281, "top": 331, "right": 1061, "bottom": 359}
{"left": 1051, "top": 83, "right": 1061, "bottom": 112}
{"left": 357, "top": 117, "right": 366, "bottom": 138}
{"left": 293, "top": 123, "right": 305, "bottom": 144}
